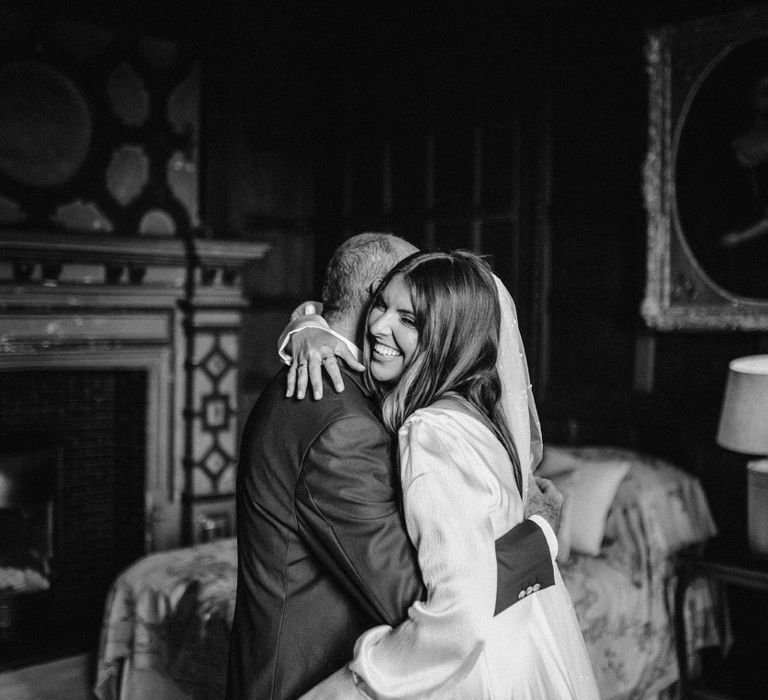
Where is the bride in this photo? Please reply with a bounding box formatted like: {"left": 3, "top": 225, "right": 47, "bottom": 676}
{"left": 296, "top": 250, "right": 598, "bottom": 699}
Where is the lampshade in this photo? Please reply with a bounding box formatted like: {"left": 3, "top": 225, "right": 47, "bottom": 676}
{"left": 717, "top": 355, "right": 768, "bottom": 455}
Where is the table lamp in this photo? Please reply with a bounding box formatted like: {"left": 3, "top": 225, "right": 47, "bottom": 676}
{"left": 717, "top": 355, "right": 768, "bottom": 558}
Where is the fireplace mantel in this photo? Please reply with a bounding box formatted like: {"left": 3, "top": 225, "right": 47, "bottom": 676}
{"left": 0, "top": 229, "right": 270, "bottom": 268}
{"left": 0, "top": 230, "right": 271, "bottom": 548}
{"left": 0, "top": 229, "right": 270, "bottom": 294}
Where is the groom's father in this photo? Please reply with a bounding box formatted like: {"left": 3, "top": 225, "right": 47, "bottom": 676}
{"left": 226, "top": 233, "right": 560, "bottom": 700}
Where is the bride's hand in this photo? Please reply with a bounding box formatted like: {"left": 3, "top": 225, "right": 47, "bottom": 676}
{"left": 286, "top": 327, "right": 365, "bottom": 400}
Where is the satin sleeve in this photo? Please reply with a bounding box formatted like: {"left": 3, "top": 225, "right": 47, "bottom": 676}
{"left": 349, "top": 416, "right": 497, "bottom": 699}
{"left": 276, "top": 307, "right": 361, "bottom": 366}
{"left": 276, "top": 311, "right": 326, "bottom": 364}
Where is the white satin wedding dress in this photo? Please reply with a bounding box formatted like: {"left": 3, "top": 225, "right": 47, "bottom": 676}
{"left": 349, "top": 400, "right": 600, "bottom": 699}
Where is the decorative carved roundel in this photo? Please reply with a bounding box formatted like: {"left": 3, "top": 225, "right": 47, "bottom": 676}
{"left": 0, "top": 61, "right": 92, "bottom": 187}
{"left": 0, "top": 20, "right": 199, "bottom": 238}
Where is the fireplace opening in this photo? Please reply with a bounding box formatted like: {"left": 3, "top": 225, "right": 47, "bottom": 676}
{"left": 0, "top": 444, "right": 56, "bottom": 593}
{"left": 0, "top": 369, "right": 147, "bottom": 668}
{"left": 0, "top": 442, "right": 58, "bottom": 664}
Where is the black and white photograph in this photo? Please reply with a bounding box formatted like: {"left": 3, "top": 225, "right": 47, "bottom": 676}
{"left": 1, "top": 2, "right": 767, "bottom": 699}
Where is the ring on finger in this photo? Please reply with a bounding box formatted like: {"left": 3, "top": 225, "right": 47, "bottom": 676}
{"left": 298, "top": 361, "right": 308, "bottom": 368}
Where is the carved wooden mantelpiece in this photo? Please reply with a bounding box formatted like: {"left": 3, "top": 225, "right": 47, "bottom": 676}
{"left": 0, "top": 229, "right": 270, "bottom": 290}
{"left": 0, "top": 230, "right": 271, "bottom": 548}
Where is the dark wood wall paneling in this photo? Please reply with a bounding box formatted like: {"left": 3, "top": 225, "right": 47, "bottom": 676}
{"left": 201, "top": 4, "right": 325, "bottom": 404}
{"left": 535, "top": 6, "right": 768, "bottom": 691}
{"left": 204, "top": 1, "right": 768, "bottom": 540}
{"left": 533, "top": 2, "right": 768, "bottom": 547}
{"left": 307, "top": 4, "right": 554, "bottom": 389}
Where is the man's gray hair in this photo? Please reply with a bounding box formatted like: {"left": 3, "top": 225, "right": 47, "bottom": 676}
{"left": 322, "top": 233, "right": 416, "bottom": 325}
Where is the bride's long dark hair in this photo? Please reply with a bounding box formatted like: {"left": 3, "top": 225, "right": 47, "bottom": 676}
{"left": 364, "top": 250, "right": 522, "bottom": 493}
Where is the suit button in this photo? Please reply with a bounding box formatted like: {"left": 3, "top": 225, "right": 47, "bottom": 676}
{"left": 533, "top": 583, "right": 541, "bottom": 592}
{"left": 518, "top": 590, "right": 526, "bottom": 600}
{"left": 526, "top": 586, "right": 534, "bottom": 595}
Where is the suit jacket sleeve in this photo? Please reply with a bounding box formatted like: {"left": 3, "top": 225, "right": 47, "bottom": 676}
{"left": 494, "top": 518, "right": 556, "bottom": 615}
{"left": 295, "top": 413, "right": 425, "bottom": 627}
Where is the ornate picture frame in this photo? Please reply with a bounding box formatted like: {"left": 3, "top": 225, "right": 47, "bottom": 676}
{"left": 643, "top": 5, "right": 768, "bottom": 330}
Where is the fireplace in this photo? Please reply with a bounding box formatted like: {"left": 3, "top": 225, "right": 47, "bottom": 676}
{"left": 0, "top": 230, "right": 270, "bottom": 664}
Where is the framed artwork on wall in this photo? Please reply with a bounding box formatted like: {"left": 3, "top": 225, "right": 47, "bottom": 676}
{"left": 643, "top": 4, "right": 768, "bottom": 330}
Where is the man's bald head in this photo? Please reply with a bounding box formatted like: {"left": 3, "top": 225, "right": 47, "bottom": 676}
{"left": 321, "top": 233, "right": 418, "bottom": 334}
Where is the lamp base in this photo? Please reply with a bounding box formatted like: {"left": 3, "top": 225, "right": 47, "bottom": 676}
{"left": 747, "top": 459, "right": 768, "bottom": 558}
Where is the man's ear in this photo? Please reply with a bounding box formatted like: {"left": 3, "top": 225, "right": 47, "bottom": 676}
{"left": 367, "top": 278, "right": 383, "bottom": 298}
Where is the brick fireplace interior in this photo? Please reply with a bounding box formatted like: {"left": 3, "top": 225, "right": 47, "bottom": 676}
{"left": 0, "top": 370, "right": 147, "bottom": 666}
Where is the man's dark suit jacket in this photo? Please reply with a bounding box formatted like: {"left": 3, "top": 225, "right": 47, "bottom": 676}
{"left": 226, "top": 366, "right": 554, "bottom": 700}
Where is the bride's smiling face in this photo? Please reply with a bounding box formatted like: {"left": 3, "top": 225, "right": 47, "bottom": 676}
{"left": 367, "top": 273, "right": 419, "bottom": 384}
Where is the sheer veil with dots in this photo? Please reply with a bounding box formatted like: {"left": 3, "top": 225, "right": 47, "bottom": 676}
{"left": 493, "top": 275, "right": 543, "bottom": 504}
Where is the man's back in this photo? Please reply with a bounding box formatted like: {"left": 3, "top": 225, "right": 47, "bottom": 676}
{"left": 226, "top": 366, "right": 421, "bottom": 700}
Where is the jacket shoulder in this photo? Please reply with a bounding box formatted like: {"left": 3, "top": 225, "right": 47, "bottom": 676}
{"left": 247, "top": 366, "right": 379, "bottom": 434}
